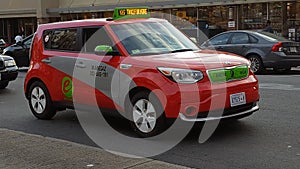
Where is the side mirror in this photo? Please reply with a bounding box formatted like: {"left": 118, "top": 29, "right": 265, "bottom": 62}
{"left": 94, "top": 45, "right": 120, "bottom": 56}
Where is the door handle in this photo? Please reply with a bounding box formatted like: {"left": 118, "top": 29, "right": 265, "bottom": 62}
{"left": 75, "top": 62, "right": 86, "bottom": 68}
{"left": 120, "top": 64, "right": 132, "bottom": 69}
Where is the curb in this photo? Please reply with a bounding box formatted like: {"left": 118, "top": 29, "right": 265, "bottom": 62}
{"left": 0, "top": 128, "right": 192, "bottom": 169}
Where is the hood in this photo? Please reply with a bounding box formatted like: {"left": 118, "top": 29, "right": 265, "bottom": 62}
{"left": 125, "top": 50, "right": 249, "bottom": 71}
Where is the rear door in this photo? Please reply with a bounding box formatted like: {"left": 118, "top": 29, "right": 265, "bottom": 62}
{"left": 226, "top": 32, "right": 252, "bottom": 57}
{"left": 42, "top": 28, "right": 81, "bottom": 103}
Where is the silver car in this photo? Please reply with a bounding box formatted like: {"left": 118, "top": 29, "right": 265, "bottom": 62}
{"left": 201, "top": 30, "right": 300, "bottom": 73}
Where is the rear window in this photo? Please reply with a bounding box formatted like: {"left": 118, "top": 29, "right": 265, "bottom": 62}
{"left": 256, "top": 31, "right": 289, "bottom": 42}
{"left": 43, "top": 28, "right": 79, "bottom": 51}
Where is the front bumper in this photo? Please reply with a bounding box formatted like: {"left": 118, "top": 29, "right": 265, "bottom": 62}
{"left": 179, "top": 102, "right": 259, "bottom": 122}
{"left": 0, "top": 66, "right": 18, "bottom": 82}
{"left": 160, "top": 74, "right": 259, "bottom": 119}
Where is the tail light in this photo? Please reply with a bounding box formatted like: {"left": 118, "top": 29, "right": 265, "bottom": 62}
{"left": 4, "top": 43, "right": 10, "bottom": 47}
{"left": 272, "top": 42, "right": 282, "bottom": 52}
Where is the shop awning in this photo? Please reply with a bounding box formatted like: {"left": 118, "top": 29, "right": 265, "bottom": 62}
{"left": 0, "top": 9, "right": 36, "bottom": 18}
{"left": 47, "top": 0, "right": 295, "bottom": 14}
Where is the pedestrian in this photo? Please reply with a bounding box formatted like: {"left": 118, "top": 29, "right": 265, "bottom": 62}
{"left": 15, "top": 33, "right": 23, "bottom": 45}
{"left": 265, "top": 20, "right": 274, "bottom": 33}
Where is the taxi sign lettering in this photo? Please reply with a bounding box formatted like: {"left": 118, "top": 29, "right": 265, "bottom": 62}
{"left": 113, "top": 7, "right": 150, "bottom": 20}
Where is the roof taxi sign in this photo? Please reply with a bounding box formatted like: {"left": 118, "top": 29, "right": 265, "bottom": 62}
{"left": 113, "top": 7, "right": 150, "bottom": 20}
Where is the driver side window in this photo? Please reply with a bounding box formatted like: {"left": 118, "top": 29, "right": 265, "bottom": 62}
{"left": 210, "top": 33, "right": 231, "bottom": 45}
{"left": 82, "top": 27, "right": 117, "bottom": 54}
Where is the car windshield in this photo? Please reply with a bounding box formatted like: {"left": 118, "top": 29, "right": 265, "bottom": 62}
{"left": 110, "top": 21, "right": 199, "bottom": 56}
{"left": 256, "top": 31, "right": 290, "bottom": 42}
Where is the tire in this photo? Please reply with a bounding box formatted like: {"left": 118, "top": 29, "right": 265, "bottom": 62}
{"left": 248, "top": 55, "right": 264, "bottom": 74}
{"left": 0, "top": 81, "right": 9, "bottom": 89}
{"left": 28, "top": 81, "right": 56, "bottom": 120}
{"left": 128, "top": 91, "right": 166, "bottom": 138}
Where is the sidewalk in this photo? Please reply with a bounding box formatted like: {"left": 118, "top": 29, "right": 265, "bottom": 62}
{"left": 0, "top": 128, "right": 191, "bottom": 169}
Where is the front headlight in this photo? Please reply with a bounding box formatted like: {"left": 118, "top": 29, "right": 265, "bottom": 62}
{"left": 158, "top": 67, "right": 204, "bottom": 84}
{"left": 4, "top": 59, "right": 16, "bottom": 67}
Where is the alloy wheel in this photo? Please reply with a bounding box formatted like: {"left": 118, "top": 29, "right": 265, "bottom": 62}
{"left": 31, "top": 87, "right": 47, "bottom": 114}
{"left": 132, "top": 99, "right": 157, "bottom": 133}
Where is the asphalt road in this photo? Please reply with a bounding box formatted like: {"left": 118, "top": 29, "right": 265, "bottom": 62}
{"left": 0, "top": 69, "right": 300, "bottom": 169}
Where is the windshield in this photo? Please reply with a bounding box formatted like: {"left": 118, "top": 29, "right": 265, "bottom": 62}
{"left": 110, "top": 21, "right": 199, "bottom": 56}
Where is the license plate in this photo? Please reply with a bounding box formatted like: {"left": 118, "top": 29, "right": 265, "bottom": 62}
{"left": 290, "top": 47, "right": 297, "bottom": 53}
{"left": 230, "top": 92, "right": 246, "bottom": 107}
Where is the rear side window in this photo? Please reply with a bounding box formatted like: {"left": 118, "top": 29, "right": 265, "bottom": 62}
{"left": 230, "top": 33, "right": 249, "bottom": 44}
{"left": 43, "top": 28, "right": 79, "bottom": 51}
{"left": 249, "top": 35, "right": 258, "bottom": 43}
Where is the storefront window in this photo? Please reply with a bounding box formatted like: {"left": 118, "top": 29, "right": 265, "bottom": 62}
{"left": 201, "top": 6, "right": 228, "bottom": 30}
{"left": 170, "top": 8, "right": 197, "bottom": 29}
{"left": 287, "top": 2, "right": 300, "bottom": 41}
{"left": 269, "top": 2, "right": 282, "bottom": 33}
{"left": 240, "top": 3, "right": 265, "bottom": 30}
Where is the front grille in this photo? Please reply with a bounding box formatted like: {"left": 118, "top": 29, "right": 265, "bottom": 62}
{"left": 197, "top": 102, "right": 256, "bottom": 118}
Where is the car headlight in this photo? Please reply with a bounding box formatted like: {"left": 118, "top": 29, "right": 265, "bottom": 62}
{"left": 4, "top": 59, "right": 16, "bottom": 67}
{"left": 158, "top": 67, "right": 204, "bottom": 84}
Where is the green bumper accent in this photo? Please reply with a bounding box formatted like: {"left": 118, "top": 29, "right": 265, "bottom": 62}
{"left": 208, "top": 65, "right": 249, "bottom": 83}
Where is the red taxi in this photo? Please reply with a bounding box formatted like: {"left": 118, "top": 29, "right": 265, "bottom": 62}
{"left": 24, "top": 7, "right": 259, "bottom": 137}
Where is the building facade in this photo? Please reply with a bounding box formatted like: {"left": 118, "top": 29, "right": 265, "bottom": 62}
{"left": 1, "top": 0, "right": 300, "bottom": 43}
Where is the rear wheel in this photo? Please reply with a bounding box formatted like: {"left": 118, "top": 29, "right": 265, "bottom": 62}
{"left": 28, "top": 81, "right": 56, "bottom": 119}
{"left": 248, "top": 55, "right": 264, "bottom": 74}
{"left": 129, "top": 91, "right": 166, "bottom": 138}
{"left": 0, "top": 81, "right": 9, "bottom": 89}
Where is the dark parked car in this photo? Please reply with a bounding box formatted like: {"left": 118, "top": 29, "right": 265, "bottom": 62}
{"left": 201, "top": 30, "right": 300, "bottom": 73}
{"left": 3, "top": 34, "right": 33, "bottom": 67}
{"left": 0, "top": 39, "right": 10, "bottom": 53}
{"left": 0, "top": 55, "right": 18, "bottom": 89}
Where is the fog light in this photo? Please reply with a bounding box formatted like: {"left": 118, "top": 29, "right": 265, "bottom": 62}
{"left": 185, "top": 106, "right": 197, "bottom": 116}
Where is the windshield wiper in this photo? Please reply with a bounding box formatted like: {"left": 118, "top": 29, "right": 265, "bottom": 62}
{"left": 171, "top": 49, "right": 194, "bottom": 53}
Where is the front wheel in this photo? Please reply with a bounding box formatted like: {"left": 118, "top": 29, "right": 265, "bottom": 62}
{"left": 129, "top": 91, "right": 166, "bottom": 138}
{"left": 248, "top": 55, "right": 264, "bottom": 74}
{"left": 28, "top": 81, "right": 56, "bottom": 120}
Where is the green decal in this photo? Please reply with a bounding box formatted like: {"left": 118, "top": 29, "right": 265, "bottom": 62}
{"left": 208, "top": 65, "right": 249, "bottom": 83}
{"left": 62, "top": 77, "right": 73, "bottom": 98}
